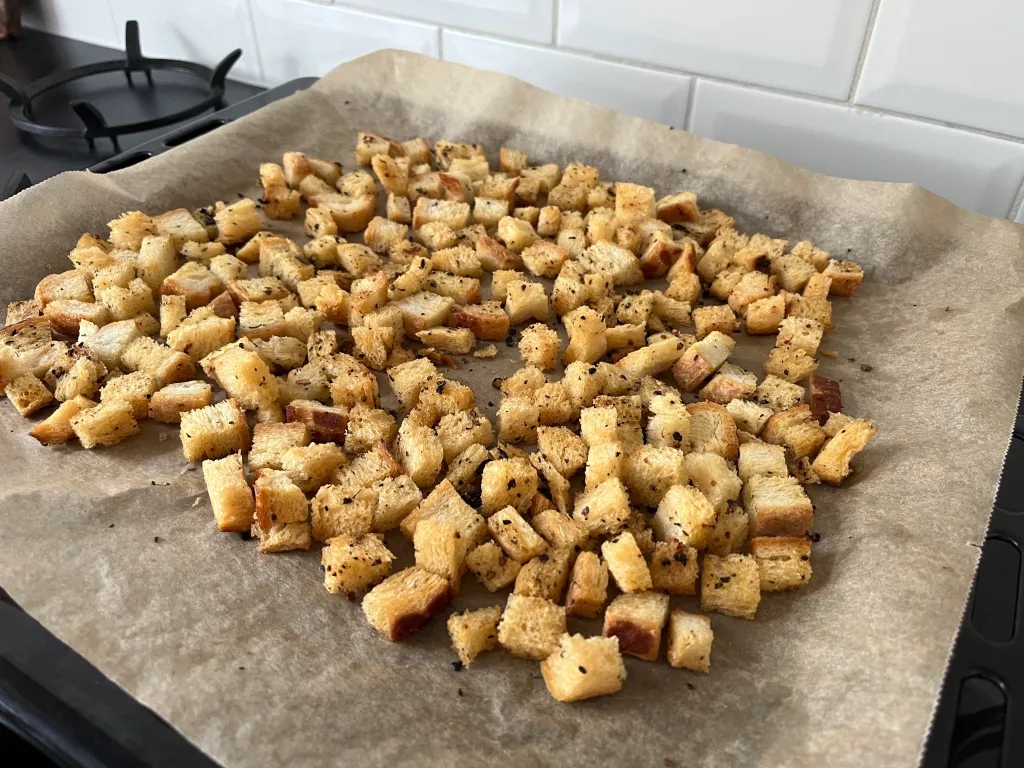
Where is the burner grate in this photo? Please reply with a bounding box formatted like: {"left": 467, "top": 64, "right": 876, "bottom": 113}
{"left": 0, "top": 20, "right": 240, "bottom": 152}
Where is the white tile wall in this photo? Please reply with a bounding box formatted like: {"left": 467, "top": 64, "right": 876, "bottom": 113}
{"left": 689, "top": 81, "right": 1024, "bottom": 218}
{"left": 107, "top": 0, "right": 262, "bottom": 85}
{"left": 336, "top": 0, "right": 553, "bottom": 44}
{"left": 442, "top": 31, "right": 691, "bottom": 128}
{"left": 249, "top": 0, "right": 438, "bottom": 83}
{"left": 20, "top": 0, "right": 1024, "bottom": 220}
{"left": 22, "top": 0, "right": 118, "bottom": 48}
{"left": 856, "top": 0, "right": 1024, "bottom": 140}
{"left": 557, "top": 0, "right": 875, "bottom": 99}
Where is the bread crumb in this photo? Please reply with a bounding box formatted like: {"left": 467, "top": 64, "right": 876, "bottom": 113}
{"left": 474, "top": 344, "right": 497, "bottom": 358}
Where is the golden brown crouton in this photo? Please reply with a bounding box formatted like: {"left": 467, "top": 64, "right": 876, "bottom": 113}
{"left": 180, "top": 398, "right": 250, "bottom": 461}
{"left": 811, "top": 418, "right": 876, "bottom": 484}
{"left": 698, "top": 362, "right": 757, "bottom": 405}
{"left": 601, "top": 532, "right": 652, "bottom": 593}
{"left": 750, "top": 536, "right": 812, "bottom": 592}
{"left": 71, "top": 398, "right": 139, "bottom": 448}
{"left": 29, "top": 395, "right": 96, "bottom": 445}
{"left": 541, "top": 633, "right": 626, "bottom": 702}
{"left": 692, "top": 305, "right": 738, "bottom": 340}
{"left": 738, "top": 441, "right": 789, "bottom": 482}
{"left": 743, "top": 474, "right": 814, "bottom": 538}
{"left": 573, "top": 477, "right": 630, "bottom": 536}
{"left": 652, "top": 484, "right": 717, "bottom": 550}
{"left": 448, "top": 606, "right": 502, "bottom": 667}
{"left": 488, "top": 506, "right": 548, "bottom": 564}
{"left": 362, "top": 566, "right": 452, "bottom": 641}
{"left": 498, "top": 594, "right": 566, "bottom": 660}
{"left": 5, "top": 373, "right": 53, "bottom": 416}
{"left": 666, "top": 610, "right": 713, "bottom": 672}
{"left": 686, "top": 401, "right": 739, "bottom": 461}
{"left": 764, "top": 344, "right": 819, "bottom": 383}
{"left": 700, "top": 553, "right": 761, "bottom": 620}
{"left": 515, "top": 549, "right": 573, "bottom": 602}
{"left": 604, "top": 591, "right": 670, "bottom": 661}
{"left": 762, "top": 404, "right": 826, "bottom": 459}
{"left": 322, "top": 534, "right": 394, "bottom": 595}
{"left": 671, "top": 331, "right": 736, "bottom": 391}
{"left": 465, "top": 541, "right": 521, "bottom": 592}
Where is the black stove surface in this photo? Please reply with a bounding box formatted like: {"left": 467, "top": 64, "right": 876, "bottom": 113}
{"left": 0, "top": 28, "right": 261, "bottom": 184}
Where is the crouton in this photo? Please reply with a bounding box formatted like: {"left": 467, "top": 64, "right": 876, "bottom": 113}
{"left": 275, "top": 442, "right": 345, "bottom": 494}
{"left": 514, "top": 549, "right": 572, "bottom": 602}
{"left": 671, "top": 332, "right": 735, "bottom": 391}
{"left": 743, "top": 475, "right": 814, "bottom": 538}
{"left": 333, "top": 442, "right": 402, "bottom": 496}
{"left": 396, "top": 423, "right": 444, "bottom": 488}
{"left": 320, "top": 534, "right": 394, "bottom": 595}
{"left": 159, "top": 294, "right": 187, "bottom": 339}
{"left": 29, "top": 395, "right": 96, "bottom": 445}
{"left": 328, "top": 360, "right": 379, "bottom": 410}
{"left": 808, "top": 375, "right": 843, "bottom": 426}
{"left": 770, "top": 253, "right": 818, "bottom": 293}
{"left": 248, "top": 421, "right": 310, "bottom": 472}
{"left": 571, "top": 476, "right": 628, "bottom": 536}
{"left": 362, "top": 566, "right": 452, "bottom": 641}
{"left": 487, "top": 506, "right": 547, "bottom": 564}
{"left": 744, "top": 294, "right": 786, "bottom": 335}
{"left": 251, "top": 335, "right": 307, "bottom": 372}
{"left": 386, "top": 357, "right": 439, "bottom": 411}
{"left": 159, "top": 262, "right": 224, "bottom": 311}
{"left": 536, "top": 382, "right": 573, "bottom": 425}
{"left": 98, "top": 370, "right": 156, "bottom": 418}
{"left": 502, "top": 280, "right": 547, "bottom": 326}
{"left": 309, "top": 483, "right": 374, "bottom": 541}
{"left": 614, "top": 336, "right": 689, "bottom": 378}
{"left": 537, "top": 426, "right": 588, "bottom": 479}
{"left": 811, "top": 418, "right": 876, "bottom": 485}
{"left": 414, "top": 327, "right": 473, "bottom": 355}
{"left": 54, "top": 356, "right": 105, "bottom": 402}
{"left": 762, "top": 404, "right": 825, "bottom": 459}
{"left": 520, "top": 241, "right": 568, "bottom": 279}
{"left": 645, "top": 395, "right": 690, "bottom": 450}
{"left": 35, "top": 269, "right": 94, "bottom": 308}
{"left": 700, "top": 553, "right": 760, "bottom": 620}
{"left": 280, "top": 398, "right": 344, "bottom": 441}
{"left": 666, "top": 610, "right": 713, "bottom": 672}
{"left": 723, "top": 400, "right": 770, "bottom": 437}
{"left": 481, "top": 457, "right": 539, "bottom": 516}
{"left": 560, "top": 307, "right": 605, "bottom": 366}
{"left": 6, "top": 299, "right": 43, "bottom": 325}
{"left": 686, "top": 401, "right": 739, "bottom": 461}
{"left": 254, "top": 470, "right": 308, "bottom": 532}
{"left": 213, "top": 199, "right": 261, "bottom": 245}
{"left": 737, "top": 441, "right": 788, "bottom": 483}
{"left": 686, "top": 452, "right": 742, "bottom": 513}
{"left": 706, "top": 500, "right": 748, "bottom": 556}
{"left": 392, "top": 291, "right": 454, "bottom": 336}
{"left": 144, "top": 380, "right": 211, "bottom": 423}
{"left": 622, "top": 445, "right": 687, "bottom": 508}
{"left": 604, "top": 592, "right": 670, "bottom": 661}
{"left": 200, "top": 343, "right": 276, "bottom": 410}
{"left": 179, "top": 398, "right": 249, "bottom": 461}
{"left": 578, "top": 241, "right": 643, "bottom": 287}
{"left": 647, "top": 540, "right": 698, "bottom": 595}
{"left": 601, "top": 532, "right": 652, "bottom": 593}
{"left": 764, "top": 344, "right": 819, "bottom": 383}
{"left": 70, "top": 398, "right": 139, "bottom": 448}
{"left": 42, "top": 299, "right": 108, "bottom": 337}
{"left": 698, "top": 362, "right": 757, "bottom": 406}
{"left": 443, "top": 302, "right": 507, "bottom": 343}
{"left": 5, "top": 373, "right": 53, "bottom": 416}
{"left": 254, "top": 521, "right": 311, "bottom": 553}
{"left": 106, "top": 210, "right": 155, "bottom": 251}
{"left": 414, "top": 516, "right": 472, "bottom": 593}
{"left": 338, "top": 405, "right": 394, "bottom": 456}
{"left": 692, "top": 305, "right": 738, "bottom": 340}
{"left": 821, "top": 259, "right": 864, "bottom": 296}
{"left": 515, "top": 324, "right": 559, "bottom": 370}
{"left": 750, "top": 536, "right": 812, "bottom": 592}
{"left": 462, "top": 541, "right": 520, "bottom": 593}
{"left": 652, "top": 484, "right": 717, "bottom": 549}
{"left": 441, "top": 444, "right": 487, "bottom": 496}
{"left": 448, "top": 606, "right": 502, "bottom": 668}
{"left": 656, "top": 190, "right": 699, "bottom": 224}
{"left": 497, "top": 594, "right": 566, "bottom": 661}
{"left": 753, "top": 375, "right": 805, "bottom": 414}
{"left": 540, "top": 633, "right": 625, "bottom": 702}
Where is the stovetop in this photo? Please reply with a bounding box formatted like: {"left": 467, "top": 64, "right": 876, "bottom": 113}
{"left": 0, "top": 27, "right": 262, "bottom": 187}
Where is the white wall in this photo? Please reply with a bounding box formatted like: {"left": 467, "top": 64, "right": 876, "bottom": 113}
{"left": 21, "top": 0, "right": 1024, "bottom": 221}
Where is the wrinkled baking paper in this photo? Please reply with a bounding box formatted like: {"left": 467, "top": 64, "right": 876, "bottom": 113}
{"left": 2, "top": 50, "right": 1023, "bottom": 768}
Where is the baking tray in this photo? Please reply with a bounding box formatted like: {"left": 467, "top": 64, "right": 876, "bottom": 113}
{"left": 1, "top": 74, "right": 1020, "bottom": 767}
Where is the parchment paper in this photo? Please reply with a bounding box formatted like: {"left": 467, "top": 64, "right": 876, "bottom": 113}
{"left": 2, "top": 50, "right": 1024, "bottom": 768}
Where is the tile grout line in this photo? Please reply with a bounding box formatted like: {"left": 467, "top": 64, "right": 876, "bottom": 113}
{"left": 437, "top": 26, "right": 445, "bottom": 60}
{"left": 243, "top": 0, "right": 269, "bottom": 87}
{"left": 682, "top": 78, "right": 698, "bottom": 131}
{"left": 847, "top": 0, "right": 884, "bottom": 103}
{"left": 552, "top": 0, "right": 560, "bottom": 45}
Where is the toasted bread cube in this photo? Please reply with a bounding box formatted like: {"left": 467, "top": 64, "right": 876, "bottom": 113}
{"left": 70, "top": 398, "right": 139, "bottom": 448}
{"left": 641, "top": 395, "right": 687, "bottom": 451}
{"left": 249, "top": 421, "right": 310, "bottom": 472}
{"left": 35, "top": 269, "right": 94, "bottom": 308}
{"left": 6, "top": 299, "right": 43, "bottom": 325}
{"left": 393, "top": 291, "right": 454, "bottom": 335}
{"left": 562, "top": 307, "right": 606, "bottom": 365}
{"left": 159, "top": 294, "right": 187, "bottom": 339}
{"left": 498, "top": 594, "right": 566, "bottom": 660}
{"left": 537, "top": 426, "right": 588, "bottom": 479}
{"left": 396, "top": 423, "right": 443, "bottom": 488}
{"left": 414, "top": 516, "right": 471, "bottom": 592}
{"left": 706, "top": 500, "right": 748, "bottom": 556}
{"left": 42, "top": 299, "right": 108, "bottom": 337}
{"left": 310, "top": 484, "right": 374, "bottom": 541}
{"left": 604, "top": 592, "right": 670, "bottom": 661}
{"left": 481, "top": 455, "right": 539, "bottom": 516}
{"left": 333, "top": 442, "right": 402, "bottom": 495}
{"left": 340, "top": 405, "right": 395, "bottom": 456}
{"left": 698, "top": 363, "right": 757, "bottom": 406}
{"left": 743, "top": 474, "right": 813, "bottom": 538}
{"left": 321, "top": 534, "right": 394, "bottom": 595}
{"left": 753, "top": 375, "right": 805, "bottom": 413}
{"left": 355, "top": 132, "right": 401, "bottom": 165}
{"left": 656, "top": 190, "right": 699, "bottom": 224}
{"left": 414, "top": 327, "right": 473, "bottom": 355}
{"left": 784, "top": 241, "right": 828, "bottom": 272}
{"left": 515, "top": 549, "right": 572, "bottom": 602}
{"left": 442, "top": 444, "right": 488, "bottom": 495}
{"left": 238, "top": 300, "right": 286, "bottom": 340}
{"left": 251, "top": 335, "right": 307, "bottom": 372}
{"left": 535, "top": 382, "right": 573, "bottom": 425}
{"left": 465, "top": 541, "right": 520, "bottom": 592}
{"left": 357, "top": 475, "right": 420, "bottom": 532}
{"left": 560, "top": 552, "right": 607, "bottom": 618}
{"left": 811, "top": 418, "right": 876, "bottom": 485}
{"left": 99, "top": 370, "right": 157, "bottom": 418}
{"left": 822, "top": 412, "right": 855, "bottom": 439}
{"left": 442, "top": 303, "right": 505, "bottom": 344}
{"left": 212, "top": 199, "right": 261, "bottom": 245}
{"left": 370, "top": 154, "right": 410, "bottom": 196}
{"left": 201, "top": 344, "right": 277, "bottom": 410}
{"left": 515, "top": 323, "right": 559, "bottom": 370}
{"left": 147, "top": 380, "right": 212, "bottom": 423}
{"left": 769, "top": 253, "right": 817, "bottom": 293}
{"left": 701, "top": 553, "right": 760, "bottom": 620}
{"left": 159, "top": 262, "right": 224, "bottom": 311}
{"left": 54, "top": 356, "right": 105, "bottom": 402}
{"left": 750, "top": 536, "right": 812, "bottom": 592}
{"left": 446, "top": 606, "right": 502, "bottom": 668}
{"left": 646, "top": 540, "right": 697, "bottom": 595}
{"left": 329, "top": 367, "right": 378, "bottom": 411}
{"left": 652, "top": 484, "right": 716, "bottom": 549}
{"left": 727, "top": 271, "right": 776, "bottom": 316}
{"left": 283, "top": 397, "right": 347, "bottom": 441}
{"left": 504, "top": 280, "right": 548, "bottom": 326}
{"left": 685, "top": 453, "right": 741, "bottom": 515}
{"left": 276, "top": 442, "right": 345, "bottom": 494}
{"left": 362, "top": 566, "right": 452, "bottom": 641}
{"left": 614, "top": 336, "right": 688, "bottom": 379}
{"left": 614, "top": 181, "right": 655, "bottom": 225}
{"left": 28, "top": 395, "right": 96, "bottom": 445}
{"left": 671, "top": 331, "right": 735, "bottom": 392}
{"left": 738, "top": 441, "right": 788, "bottom": 482}
{"left": 685, "top": 401, "right": 739, "bottom": 461}
{"left": 435, "top": 409, "right": 493, "bottom": 464}
{"left": 412, "top": 197, "right": 470, "bottom": 232}
{"left": 495, "top": 397, "right": 539, "bottom": 444}
{"left": 724, "top": 399, "right": 771, "bottom": 437}
{"left": 386, "top": 357, "right": 439, "bottom": 409}
{"left": 541, "top": 633, "right": 625, "bottom": 702}
{"left": 582, "top": 440, "right": 624, "bottom": 489}
{"left": 494, "top": 215, "right": 536, "bottom": 253}
{"left": 601, "top": 533, "right": 652, "bottom": 593}
{"left": 5, "top": 373, "right": 53, "bottom": 416}
{"left": 254, "top": 470, "right": 308, "bottom": 531}
{"left": 821, "top": 258, "right": 863, "bottom": 296}
{"left": 106, "top": 210, "right": 155, "bottom": 251}
{"left": 666, "top": 610, "right": 713, "bottom": 672}
{"left": 179, "top": 398, "right": 249, "bottom": 461}
{"left": 517, "top": 241, "right": 567, "bottom": 280}
{"left": 762, "top": 404, "right": 825, "bottom": 459}
{"left": 573, "top": 477, "right": 629, "bottom": 536}
{"left": 578, "top": 240, "right": 643, "bottom": 287}
{"left": 808, "top": 374, "right": 843, "bottom": 426}
{"left": 254, "top": 521, "right": 310, "bottom": 553}
{"left": 487, "top": 506, "right": 547, "bottom": 564}
{"left": 692, "top": 305, "right": 738, "bottom": 340}
{"left": 764, "top": 344, "right": 818, "bottom": 384}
